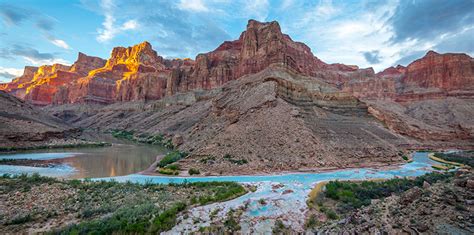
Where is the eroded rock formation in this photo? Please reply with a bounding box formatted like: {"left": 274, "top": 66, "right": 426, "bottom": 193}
{"left": 1, "top": 19, "right": 473, "bottom": 167}
{"left": 2, "top": 20, "right": 374, "bottom": 105}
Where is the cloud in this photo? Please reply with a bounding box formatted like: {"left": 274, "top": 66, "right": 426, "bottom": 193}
{"left": 36, "top": 17, "right": 55, "bottom": 31}
{"left": 0, "top": 4, "right": 29, "bottom": 26}
{"left": 1, "top": 45, "right": 70, "bottom": 66}
{"left": 388, "top": 0, "right": 474, "bottom": 43}
{"left": 122, "top": 19, "right": 138, "bottom": 30}
{"left": 0, "top": 4, "right": 72, "bottom": 51}
{"left": 314, "top": 0, "right": 339, "bottom": 19}
{"left": 90, "top": 0, "right": 231, "bottom": 58}
{"left": 363, "top": 50, "right": 382, "bottom": 64}
{"left": 244, "top": 0, "right": 269, "bottom": 21}
{"left": 434, "top": 27, "right": 474, "bottom": 54}
{"left": 96, "top": 0, "right": 139, "bottom": 42}
{"left": 394, "top": 50, "right": 426, "bottom": 66}
{"left": 178, "top": 0, "right": 209, "bottom": 12}
{"left": 50, "top": 38, "right": 71, "bottom": 50}
{"left": 0, "top": 67, "right": 23, "bottom": 82}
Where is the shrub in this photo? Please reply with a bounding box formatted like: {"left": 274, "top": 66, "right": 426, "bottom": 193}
{"left": 151, "top": 202, "right": 187, "bottom": 232}
{"left": 158, "top": 151, "right": 188, "bottom": 167}
{"left": 188, "top": 168, "right": 200, "bottom": 175}
{"left": 305, "top": 214, "right": 319, "bottom": 229}
{"left": 111, "top": 130, "right": 135, "bottom": 140}
{"left": 323, "top": 172, "right": 453, "bottom": 212}
{"left": 326, "top": 209, "right": 338, "bottom": 220}
{"left": 273, "top": 220, "right": 287, "bottom": 233}
{"left": 223, "top": 154, "right": 248, "bottom": 165}
{"left": 158, "top": 168, "right": 179, "bottom": 175}
{"left": 434, "top": 152, "right": 474, "bottom": 167}
{"left": 166, "top": 164, "right": 180, "bottom": 171}
{"left": 5, "top": 214, "right": 33, "bottom": 225}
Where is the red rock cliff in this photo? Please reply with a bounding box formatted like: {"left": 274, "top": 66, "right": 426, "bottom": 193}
{"left": 2, "top": 20, "right": 473, "bottom": 105}
{"left": 343, "top": 51, "right": 474, "bottom": 100}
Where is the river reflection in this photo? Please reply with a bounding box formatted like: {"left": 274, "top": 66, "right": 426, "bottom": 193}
{"left": 0, "top": 144, "right": 167, "bottom": 178}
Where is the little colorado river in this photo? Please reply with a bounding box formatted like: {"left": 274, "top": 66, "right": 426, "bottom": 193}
{"left": 0, "top": 148, "right": 444, "bottom": 233}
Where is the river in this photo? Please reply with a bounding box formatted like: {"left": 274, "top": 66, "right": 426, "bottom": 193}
{"left": 0, "top": 148, "right": 442, "bottom": 233}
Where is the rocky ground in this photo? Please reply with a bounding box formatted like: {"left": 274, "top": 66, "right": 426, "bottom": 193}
{"left": 0, "top": 91, "right": 93, "bottom": 149}
{"left": 365, "top": 98, "right": 474, "bottom": 148}
{"left": 316, "top": 170, "right": 474, "bottom": 234}
{"left": 0, "top": 174, "right": 246, "bottom": 233}
{"left": 46, "top": 66, "right": 411, "bottom": 175}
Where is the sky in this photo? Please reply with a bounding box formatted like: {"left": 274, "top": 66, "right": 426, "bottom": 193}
{"left": 0, "top": 0, "right": 473, "bottom": 82}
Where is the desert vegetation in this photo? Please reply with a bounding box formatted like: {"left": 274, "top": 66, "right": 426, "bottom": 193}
{"left": 432, "top": 151, "right": 474, "bottom": 167}
{"left": 0, "top": 173, "right": 246, "bottom": 233}
{"left": 306, "top": 172, "right": 454, "bottom": 226}
{"left": 110, "top": 129, "right": 174, "bottom": 149}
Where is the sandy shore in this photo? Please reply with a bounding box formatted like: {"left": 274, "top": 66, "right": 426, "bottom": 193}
{"left": 139, "top": 154, "right": 407, "bottom": 177}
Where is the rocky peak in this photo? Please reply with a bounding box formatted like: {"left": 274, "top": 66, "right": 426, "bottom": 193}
{"left": 23, "top": 66, "right": 39, "bottom": 77}
{"left": 3, "top": 66, "right": 38, "bottom": 88}
{"left": 234, "top": 19, "right": 324, "bottom": 76}
{"left": 33, "top": 64, "right": 71, "bottom": 82}
{"left": 425, "top": 50, "right": 440, "bottom": 57}
{"left": 70, "top": 52, "right": 106, "bottom": 75}
{"left": 105, "top": 41, "right": 163, "bottom": 70}
{"left": 377, "top": 66, "right": 405, "bottom": 78}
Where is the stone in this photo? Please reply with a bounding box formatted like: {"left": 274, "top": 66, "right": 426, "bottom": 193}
{"left": 172, "top": 134, "right": 184, "bottom": 147}
{"left": 282, "top": 189, "right": 294, "bottom": 195}
{"left": 422, "top": 181, "right": 431, "bottom": 189}
{"left": 466, "top": 179, "right": 474, "bottom": 189}
{"left": 290, "top": 109, "right": 299, "bottom": 117}
{"left": 400, "top": 187, "right": 422, "bottom": 205}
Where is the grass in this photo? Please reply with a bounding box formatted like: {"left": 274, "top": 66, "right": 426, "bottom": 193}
{"left": 307, "top": 181, "right": 328, "bottom": 208}
{"left": 0, "top": 174, "right": 246, "bottom": 234}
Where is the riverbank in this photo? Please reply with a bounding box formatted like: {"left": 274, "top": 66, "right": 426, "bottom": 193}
{"left": 0, "top": 141, "right": 111, "bottom": 153}
{"left": 0, "top": 173, "right": 247, "bottom": 233}
{"left": 141, "top": 155, "right": 409, "bottom": 177}
{"left": 0, "top": 158, "right": 63, "bottom": 168}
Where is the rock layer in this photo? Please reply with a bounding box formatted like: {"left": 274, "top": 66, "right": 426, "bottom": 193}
{"left": 1, "top": 19, "right": 473, "bottom": 160}
{"left": 1, "top": 20, "right": 370, "bottom": 105}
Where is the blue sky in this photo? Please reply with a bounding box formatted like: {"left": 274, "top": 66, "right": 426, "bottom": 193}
{"left": 1, "top": 0, "right": 473, "bottom": 82}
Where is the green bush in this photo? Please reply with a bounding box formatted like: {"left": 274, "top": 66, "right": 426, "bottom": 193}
{"left": 158, "top": 151, "right": 188, "bottom": 167}
{"left": 158, "top": 168, "right": 179, "bottom": 175}
{"left": 324, "top": 172, "right": 453, "bottom": 211}
{"left": 111, "top": 130, "right": 135, "bottom": 140}
{"left": 434, "top": 152, "right": 474, "bottom": 167}
{"left": 150, "top": 202, "right": 187, "bottom": 233}
{"left": 223, "top": 154, "right": 248, "bottom": 165}
{"left": 5, "top": 214, "right": 33, "bottom": 225}
{"left": 188, "top": 168, "right": 200, "bottom": 175}
{"left": 326, "top": 209, "right": 338, "bottom": 220}
{"left": 166, "top": 164, "right": 180, "bottom": 171}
